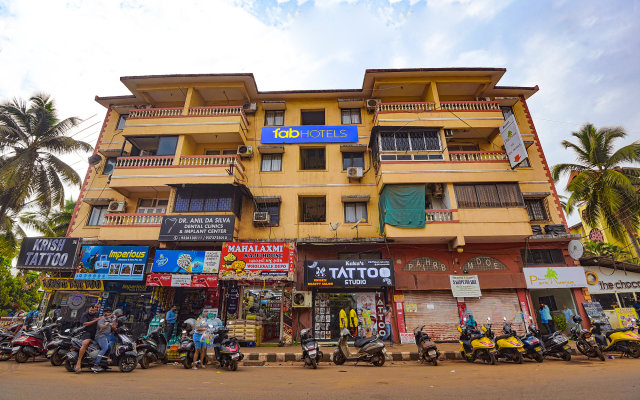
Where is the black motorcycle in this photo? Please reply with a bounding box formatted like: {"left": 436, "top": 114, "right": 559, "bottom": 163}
{"left": 0, "top": 321, "right": 24, "bottom": 361}
{"left": 300, "top": 328, "right": 322, "bottom": 369}
{"left": 178, "top": 330, "right": 207, "bottom": 369}
{"left": 413, "top": 325, "right": 440, "bottom": 366}
{"left": 137, "top": 326, "right": 168, "bottom": 369}
{"left": 570, "top": 315, "right": 605, "bottom": 361}
{"left": 210, "top": 326, "right": 244, "bottom": 371}
{"left": 46, "top": 326, "right": 84, "bottom": 366}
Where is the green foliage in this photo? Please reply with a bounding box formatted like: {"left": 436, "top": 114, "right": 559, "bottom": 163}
{"left": 584, "top": 240, "right": 632, "bottom": 261}
{"left": 0, "top": 257, "right": 42, "bottom": 316}
{"left": 553, "top": 313, "right": 568, "bottom": 332}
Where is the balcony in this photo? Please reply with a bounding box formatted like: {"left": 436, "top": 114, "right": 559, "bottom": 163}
{"left": 123, "top": 106, "right": 248, "bottom": 142}
{"left": 109, "top": 155, "right": 245, "bottom": 195}
{"left": 426, "top": 209, "right": 458, "bottom": 222}
{"left": 98, "top": 213, "right": 164, "bottom": 241}
{"left": 374, "top": 101, "right": 503, "bottom": 129}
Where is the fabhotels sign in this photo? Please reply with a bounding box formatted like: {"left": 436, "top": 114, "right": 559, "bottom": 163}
{"left": 261, "top": 125, "right": 358, "bottom": 144}
{"left": 523, "top": 267, "right": 588, "bottom": 289}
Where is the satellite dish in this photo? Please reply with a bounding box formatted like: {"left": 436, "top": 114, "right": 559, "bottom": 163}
{"left": 568, "top": 240, "right": 584, "bottom": 260}
{"left": 88, "top": 154, "right": 102, "bottom": 165}
{"left": 329, "top": 222, "right": 341, "bottom": 231}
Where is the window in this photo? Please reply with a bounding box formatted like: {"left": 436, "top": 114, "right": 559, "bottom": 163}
{"left": 525, "top": 198, "right": 548, "bottom": 221}
{"left": 454, "top": 183, "right": 524, "bottom": 208}
{"left": 261, "top": 154, "right": 282, "bottom": 172}
{"left": 174, "top": 187, "right": 233, "bottom": 212}
{"left": 116, "top": 114, "right": 128, "bottom": 130}
{"left": 537, "top": 296, "right": 558, "bottom": 311}
{"left": 88, "top": 206, "right": 108, "bottom": 226}
{"left": 300, "top": 197, "right": 326, "bottom": 222}
{"left": 341, "top": 108, "right": 361, "bottom": 125}
{"left": 256, "top": 202, "right": 280, "bottom": 226}
{"left": 380, "top": 130, "right": 441, "bottom": 152}
{"left": 448, "top": 144, "right": 479, "bottom": 152}
{"left": 342, "top": 152, "right": 364, "bottom": 170}
{"left": 265, "top": 110, "right": 284, "bottom": 126}
{"left": 520, "top": 249, "right": 565, "bottom": 265}
{"left": 205, "top": 149, "right": 238, "bottom": 156}
{"left": 301, "top": 110, "right": 325, "bottom": 125}
{"left": 591, "top": 293, "right": 618, "bottom": 310}
{"left": 138, "top": 198, "right": 168, "bottom": 214}
{"left": 102, "top": 157, "right": 116, "bottom": 175}
{"left": 301, "top": 148, "right": 325, "bottom": 170}
{"left": 344, "top": 202, "right": 367, "bottom": 223}
{"left": 156, "top": 136, "right": 178, "bottom": 156}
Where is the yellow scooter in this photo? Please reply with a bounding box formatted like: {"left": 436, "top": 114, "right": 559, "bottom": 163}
{"left": 591, "top": 320, "right": 640, "bottom": 358}
{"left": 486, "top": 317, "right": 526, "bottom": 364}
{"left": 458, "top": 318, "right": 498, "bottom": 365}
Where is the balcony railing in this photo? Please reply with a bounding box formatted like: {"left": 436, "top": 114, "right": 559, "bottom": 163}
{"left": 425, "top": 209, "right": 456, "bottom": 222}
{"left": 115, "top": 156, "right": 174, "bottom": 168}
{"left": 440, "top": 101, "right": 501, "bottom": 112}
{"left": 128, "top": 106, "right": 248, "bottom": 129}
{"left": 179, "top": 154, "right": 245, "bottom": 178}
{"left": 448, "top": 151, "right": 507, "bottom": 162}
{"left": 376, "top": 102, "right": 436, "bottom": 113}
{"left": 128, "top": 108, "right": 183, "bottom": 119}
{"left": 102, "top": 213, "right": 165, "bottom": 226}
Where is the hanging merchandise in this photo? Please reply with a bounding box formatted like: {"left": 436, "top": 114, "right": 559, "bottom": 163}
{"left": 339, "top": 309, "right": 347, "bottom": 329}
{"left": 282, "top": 287, "right": 293, "bottom": 345}
{"left": 349, "top": 308, "right": 358, "bottom": 336}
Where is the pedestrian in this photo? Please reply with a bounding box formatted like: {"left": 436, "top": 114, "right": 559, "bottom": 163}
{"left": 381, "top": 305, "right": 394, "bottom": 346}
{"left": 92, "top": 308, "right": 114, "bottom": 373}
{"left": 165, "top": 305, "right": 178, "bottom": 340}
{"left": 192, "top": 311, "right": 208, "bottom": 370}
{"left": 562, "top": 305, "right": 574, "bottom": 324}
{"left": 539, "top": 303, "right": 554, "bottom": 334}
{"left": 75, "top": 304, "right": 100, "bottom": 373}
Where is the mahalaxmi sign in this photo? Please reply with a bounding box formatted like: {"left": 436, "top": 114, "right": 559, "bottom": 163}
{"left": 16, "top": 237, "right": 80, "bottom": 270}
{"left": 449, "top": 275, "right": 482, "bottom": 297}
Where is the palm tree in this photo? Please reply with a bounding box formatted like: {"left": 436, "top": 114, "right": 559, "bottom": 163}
{"left": 551, "top": 123, "right": 640, "bottom": 258}
{"left": 21, "top": 199, "right": 76, "bottom": 238}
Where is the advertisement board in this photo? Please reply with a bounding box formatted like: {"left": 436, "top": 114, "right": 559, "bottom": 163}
{"left": 449, "top": 275, "right": 482, "bottom": 297}
{"left": 152, "top": 250, "right": 220, "bottom": 274}
{"left": 582, "top": 302, "right": 612, "bottom": 331}
{"left": 42, "top": 278, "right": 103, "bottom": 291}
{"left": 219, "top": 242, "right": 296, "bottom": 280}
{"left": 158, "top": 215, "right": 235, "bottom": 242}
{"left": 583, "top": 267, "right": 640, "bottom": 293}
{"left": 304, "top": 259, "right": 394, "bottom": 288}
{"left": 499, "top": 115, "right": 528, "bottom": 168}
{"left": 75, "top": 246, "right": 149, "bottom": 281}
{"left": 145, "top": 274, "right": 218, "bottom": 287}
{"left": 523, "top": 267, "right": 588, "bottom": 289}
{"left": 615, "top": 307, "right": 638, "bottom": 328}
{"left": 16, "top": 237, "right": 80, "bottom": 270}
{"left": 260, "top": 125, "right": 358, "bottom": 144}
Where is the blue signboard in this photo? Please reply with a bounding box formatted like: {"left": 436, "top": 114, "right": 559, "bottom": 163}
{"left": 75, "top": 246, "right": 149, "bottom": 281}
{"left": 152, "top": 250, "right": 220, "bottom": 274}
{"left": 261, "top": 125, "right": 358, "bottom": 144}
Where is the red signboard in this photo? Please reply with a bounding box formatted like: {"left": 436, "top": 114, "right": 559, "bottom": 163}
{"left": 146, "top": 274, "right": 218, "bottom": 288}
{"left": 219, "top": 242, "right": 295, "bottom": 280}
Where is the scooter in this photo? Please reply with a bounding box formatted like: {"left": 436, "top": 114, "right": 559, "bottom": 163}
{"left": 0, "top": 321, "right": 24, "bottom": 361}
{"left": 485, "top": 317, "right": 526, "bottom": 364}
{"left": 177, "top": 330, "right": 208, "bottom": 369}
{"left": 457, "top": 318, "right": 498, "bottom": 365}
{"left": 11, "top": 317, "right": 59, "bottom": 363}
{"left": 413, "top": 325, "right": 440, "bottom": 366}
{"left": 333, "top": 328, "right": 387, "bottom": 367}
{"left": 300, "top": 328, "right": 322, "bottom": 369}
{"left": 590, "top": 320, "right": 640, "bottom": 358}
{"left": 46, "top": 326, "right": 83, "bottom": 366}
{"left": 570, "top": 315, "right": 605, "bottom": 361}
{"left": 210, "top": 326, "right": 244, "bottom": 371}
{"left": 137, "top": 325, "right": 168, "bottom": 369}
{"left": 526, "top": 317, "right": 571, "bottom": 361}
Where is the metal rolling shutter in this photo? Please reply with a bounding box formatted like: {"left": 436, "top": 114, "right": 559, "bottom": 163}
{"left": 464, "top": 290, "right": 524, "bottom": 332}
{"left": 403, "top": 291, "right": 460, "bottom": 341}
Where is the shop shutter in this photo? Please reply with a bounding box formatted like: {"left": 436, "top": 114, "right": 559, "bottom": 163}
{"left": 403, "top": 291, "right": 460, "bottom": 341}
{"left": 464, "top": 290, "right": 524, "bottom": 333}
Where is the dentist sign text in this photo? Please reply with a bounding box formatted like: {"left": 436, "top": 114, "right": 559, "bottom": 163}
{"left": 261, "top": 125, "right": 358, "bottom": 144}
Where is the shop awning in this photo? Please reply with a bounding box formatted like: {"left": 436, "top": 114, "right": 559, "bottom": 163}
{"left": 378, "top": 184, "right": 426, "bottom": 233}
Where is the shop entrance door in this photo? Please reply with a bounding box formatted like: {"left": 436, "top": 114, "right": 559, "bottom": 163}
{"left": 243, "top": 288, "right": 282, "bottom": 343}
{"left": 314, "top": 292, "right": 383, "bottom": 341}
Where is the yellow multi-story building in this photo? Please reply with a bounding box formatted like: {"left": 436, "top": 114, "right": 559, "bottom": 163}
{"left": 66, "top": 68, "right": 584, "bottom": 343}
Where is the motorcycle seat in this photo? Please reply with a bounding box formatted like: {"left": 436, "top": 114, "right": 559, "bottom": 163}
{"left": 354, "top": 337, "right": 376, "bottom": 348}
{"left": 495, "top": 334, "right": 511, "bottom": 341}
{"left": 605, "top": 328, "right": 630, "bottom": 337}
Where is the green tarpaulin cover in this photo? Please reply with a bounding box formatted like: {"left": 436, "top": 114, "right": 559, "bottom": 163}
{"left": 378, "top": 184, "right": 425, "bottom": 233}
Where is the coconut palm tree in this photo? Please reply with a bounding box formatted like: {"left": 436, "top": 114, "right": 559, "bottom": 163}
{"left": 551, "top": 123, "right": 640, "bottom": 258}
{"left": 21, "top": 199, "right": 76, "bottom": 238}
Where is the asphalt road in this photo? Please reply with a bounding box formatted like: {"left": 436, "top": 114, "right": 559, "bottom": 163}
{"left": 1, "top": 356, "right": 639, "bottom": 400}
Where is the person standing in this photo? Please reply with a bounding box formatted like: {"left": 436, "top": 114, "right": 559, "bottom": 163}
{"left": 539, "top": 303, "right": 554, "bottom": 334}
{"left": 92, "top": 308, "right": 114, "bottom": 373}
{"left": 165, "top": 305, "right": 177, "bottom": 340}
{"left": 382, "top": 305, "right": 394, "bottom": 346}
{"left": 562, "top": 305, "right": 574, "bottom": 324}
{"left": 192, "top": 311, "right": 208, "bottom": 370}
{"left": 75, "top": 304, "right": 100, "bottom": 373}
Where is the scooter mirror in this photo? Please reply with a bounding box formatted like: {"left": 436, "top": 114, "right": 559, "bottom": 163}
{"left": 462, "top": 317, "right": 467, "bottom": 322}
{"left": 182, "top": 330, "right": 187, "bottom": 334}
{"left": 487, "top": 317, "right": 491, "bottom": 322}
{"left": 503, "top": 316, "right": 507, "bottom": 321}
{"left": 160, "top": 319, "right": 165, "bottom": 323}
{"left": 529, "top": 316, "right": 533, "bottom": 321}
{"left": 56, "top": 317, "right": 62, "bottom": 322}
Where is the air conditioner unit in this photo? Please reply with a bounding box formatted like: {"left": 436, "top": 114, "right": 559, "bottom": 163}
{"left": 253, "top": 212, "right": 270, "bottom": 224}
{"left": 346, "top": 167, "right": 363, "bottom": 179}
{"left": 292, "top": 291, "right": 312, "bottom": 308}
{"left": 243, "top": 102, "right": 257, "bottom": 113}
{"left": 444, "top": 129, "right": 454, "bottom": 137}
{"left": 237, "top": 145, "right": 253, "bottom": 158}
{"left": 107, "top": 201, "right": 126, "bottom": 213}
{"left": 366, "top": 98, "right": 381, "bottom": 112}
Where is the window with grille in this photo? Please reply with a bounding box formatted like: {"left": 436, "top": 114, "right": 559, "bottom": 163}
{"left": 525, "top": 198, "right": 548, "bottom": 221}
{"left": 344, "top": 202, "right": 367, "bottom": 223}
{"left": 256, "top": 202, "right": 280, "bottom": 226}
{"left": 301, "top": 148, "right": 326, "bottom": 170}
{"left": 342, "top": 152, "right": 364, "bottom": 170}
{"left": 301, "top": 110, "right": 325, "bottom": 125}
{"left": 520, "top": 249, "right": 565, "bottom": 265}
{"left": 454, "top": 183, "right": 524, "bottom": 208}
{"left": 174, "top": 187, "right": 233, "bottom": 212}
{"left": 341, "top": 108, "right": 361, "bottom": 125}
{"left": 300, "top": 197, "right": 326, "bottom": 222}
{"left": 379, "top": 130, "right": 441, "bottom": 152}
{"left": 261, "top": 154, "right": 282, "bottom": 172}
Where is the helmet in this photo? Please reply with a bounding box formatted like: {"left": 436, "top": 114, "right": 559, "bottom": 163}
{"left": 572, "top": 315, "right": 582, "bottom": 323}
{"left": 113, "top": 309, "right": 123, "bottom": 317}
{"left": 183, "top": 318, "right": 196, "bottom": 330}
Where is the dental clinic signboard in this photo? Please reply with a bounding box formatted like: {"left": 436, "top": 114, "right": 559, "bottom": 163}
{"left": 75, "top": 246, "right": 149, "bottom": 281}
{"left": 261, "top": 125, "right": 358, "bottom": 144}
{"left": 523, "top": 267, "right": 588, "bottom": 289}
{"left": 158, "top": 215, "right": 235, "bottom": 242}
{"left": 304, "top": 259, "right": 394, "bottom": 288}
{"left": 499, "top": 115, "right": 528, "bottom": 169}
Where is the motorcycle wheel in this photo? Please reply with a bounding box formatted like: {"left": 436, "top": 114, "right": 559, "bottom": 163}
{"left": 596, "top": 348, "right": 605, "bottom": 362}
{"left": 183, "top": 356, "right": 193, "bottom": 369}
{"left": 575, "top": 341, "right": 591, "bottom": 357}
{"left": 51, "top": 350, "right": 64, "bottom": 366}
{"left": 561, "top": 350, "right": 571, "bottom": 362}
{"left": 14, "top": 350, "right": 29, "bottom": 363}
{"left": 0, "top": 351, "right": 10, "bottom": 362}
{"left": 482, "top": 351, "right": 496, "bottom": 365}
{"left": 534, "top": 352, "right": 544, "bottom": 363}
{"left": 431, "top": 357, "right": 438, "bottom": 366}
{"left": 139, "top": 353, "right": 150, "bottom": 369}
{"left": 119, "top": 355, "right": 137, "bottom": 372}
{"left": 372, "top": 354, "right": 385, "bottom": 367}
{"left": 161, "top": 354, "right": 168, "bottom": 364}
{"left": 513, "top": 351, "right": 523, "bottom": 364}
{"left": 64, "top": 359, "right": 75, "bottom": 372}
{"left": 310, "top": 358, "right": 317, "bottom": 369}
{"left": 228, "top": 359, "right": 238, "bottom": 371}
{"left": 627, "top": 342, "right": 640, "bottom": 358}
{"left": 333, "top": 350, "right": 345, "bottom": 365}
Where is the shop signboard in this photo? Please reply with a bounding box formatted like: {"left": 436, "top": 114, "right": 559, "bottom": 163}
{"left": 499, "top": 115, "right": 528, "bottom": 168}
{"left": 145, "top": 274, "right": 218, "bottom": 287}
{"left": 104, "top": 282, "right": 149, "bottom": 292}
{"left": 219, "top": 242, "right": 296, "bottom": 280}
{"left": 615, "top": 307, "right": 638, "bottom": 328}
{"left": 158, "top": 215, "right": 235, "bottom": 242}
{"left": 582, "top": 301, "right": 612, "bottom": 331}
{"left": 152, "top": 250, "right": 221, "bottom": 274}
{"left": 449, "top": 275, "right": 482, "bottom": 298}
{"left": 400, "top": 332, "right": 415, "bottom": 344}
{"left": 42, "top": 278, "right": 103, "bottom": 291}
{"left": 226, "top": 286, "right": 240, "bottom": 319}
{"left": 523, "top": 267, "right": 588, "bottom": 289}
{"left": 304, "top": 259, "right": 394, "bottom": 288}
{"left": 75, "top": 246, "right": 149, "bottom": 281}
{"left": 583, "top": 267, "right": 640, "bottom": 293}
{"left": 16, "top": 237, "right": 80, "bottom": 270}
{"left": 261, "top": 125, "right": 358, "bottom": 144}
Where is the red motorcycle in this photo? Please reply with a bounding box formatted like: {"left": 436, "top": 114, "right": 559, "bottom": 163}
{"left": 11, "top": 318, "right": 59, "bottom": 363}
{"left": 0, "top": 321, "right": 24, "bottom": 361}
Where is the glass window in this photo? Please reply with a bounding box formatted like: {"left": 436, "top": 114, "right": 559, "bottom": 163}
{"left": 538, "top": 295, "right": 558, "bottom": 311}
{"left": 591, "top": 293, "right": 619, "bottom": 310}
{"left": 475, "top": 184, "right": 501, "bottom": 207}
{"left": 116, "top": 114, "right": 128, "bottom": 130}
{"left": 520, "top": 249, "right": 566, "bottom": 265}
{"left": 205, "top": 150, "right": 220, "bottom": 155}
{"left": 378, "top": 130, "right": 440, "bottom": 152}
{"left": 619, "top": 292, "right": 635, "bottom": 308}
{"left": 300, "top": 197, "right": 326, "bottom": 222}
{"left": 137, "top": 198, "right": 168, "bottom": 214}
{"left": 341, "top": 109, "right": 361, "bottom": 125}
{"left": 261, "top": 154, "right": 282, "bottom": 172}
{"left": 102, "top": 157, "right": 116, "bottom": 175}
{"left": 344, "top": 202, "right": 367, "bottom": 223}
{"left": 173, "top": 187, "right": 233, "bottom": 213}
{"left": 256, "top": 202, "right": 280, "bottom": 226}
{"left": 265, "top": 110, "right": 284, "bottom": 126}
{"left": 301, "top": 148, "right": 326, "bottom": 170}
{"left": 454, "top": 183, "right": 524, "bottom": 208}
{"left": 454, "top": 185, "right": 478, "bottom": 208}
{"left": 156, "top": 136, "right": 178, "bottom": 156}
{"left": 525, "top": 198, "right": 548, "bottom": 221}
{"left": 88, "top": 206, "right": 108, "bottom": 226}
{"left": 301, "top": 111, "right": 325, "bottom": 125}
{"left": 342, "top": 152, "right": 364, "bottom": 170}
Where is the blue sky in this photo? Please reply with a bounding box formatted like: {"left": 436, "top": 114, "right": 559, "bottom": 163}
{"left": 0, "top": 0, "right": 639, "bottom": 225}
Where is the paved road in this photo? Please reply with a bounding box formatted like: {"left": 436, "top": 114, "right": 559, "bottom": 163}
{"left": 1, "top": 356, "right": 639, "bottom": 400}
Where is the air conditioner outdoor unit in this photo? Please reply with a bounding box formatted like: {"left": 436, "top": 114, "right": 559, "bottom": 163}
{"left": 253, "top": 212, "right": 270, "bottom": 224}
{"left": 292, "top": 291, "right": 312, "bottom": 308}
{"left": 237, "top": 145, "right": 253, "bottom": 158}
{"left": 444, "top": 129, "right": 454, "bottom": 137}
{"left": 243, "top": 102, "right": 257, "bottom": 113}
{"left": 107, "top": 201, "right": 126, "bottom": 213}
{"left": 366, "top": 98, "right": 381, "bottom": 112}
{"left": 346, "top": 167, "right": 363, "bottom": 179}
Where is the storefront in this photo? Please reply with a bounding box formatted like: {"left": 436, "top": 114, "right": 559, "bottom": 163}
{"left": 41, "top": 277, "right": 105, "bottom": 332}
{"left": 304, "top": 259, "right": 394, "bottom": 341}
{"left": 104, "top": 282, "right": 157, "bottom": 337}
{"left": 582, "top": 266, "right": 640, "bottom": 328}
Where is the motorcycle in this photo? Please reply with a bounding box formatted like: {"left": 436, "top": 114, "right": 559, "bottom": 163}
{"left": 137, "top": 325, "right": 168, "bottom": 369}
{"left": 178, "top": 330, "right": 208, "bottom": 369}
{"left": 46, "top": 326, "right": 84, "bottom": 366}
{"left": 333, "top": 328, "right": 387, "bottom": 367}
{"left": 210, "top": 326, "right": 244, "bottom": 371}
{"left": 519, "top": 319, "right": 545, "bottom": 362}
{"left": 413, "top": 325, "right": 440, "bottom": 366}
{"left": 457, "top": 318, "right": 498, "bottom": 365}
{"left": 0, "top": 321, "right": 24, "bottom": 361}
{"left": 590, "top": 320, "right": 640, "bottom": 358}
{"left": 485, "top": 317, "right": 525, "bottom": 364}
{"left": 11, "top": 317, "right": 59, "bottom": 363}
{"left": 570, "top": 315, "right": 605, "bottom": 361}
{"left": 526, "top": 318, "right": 571, "bottom": 361}
{"left": 300, "top": 328, "right": 322, "bottom": 369}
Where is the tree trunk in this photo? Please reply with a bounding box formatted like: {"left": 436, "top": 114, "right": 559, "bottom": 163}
{"left": 621, "top": 218, "right": 640, "bottom": 262}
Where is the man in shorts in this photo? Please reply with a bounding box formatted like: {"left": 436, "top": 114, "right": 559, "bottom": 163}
{"left": 192, "top": 312, "right": 208, "bottom": 369}
{"left": 75, "top": 304, "right": 100, "bottom": 373}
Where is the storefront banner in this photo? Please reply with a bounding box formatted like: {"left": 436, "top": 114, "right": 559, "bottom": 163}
{"left": 152, "top": 250, "right": 221, "bottom": 274}
{"left": 226, "top": 286, "right": 240, "bottom": 319}
{"left": 499, "top": 115, "right": 528, "bottom": 168}
{"left": 158, "top": 215, "right": 235, "bottom": 242}
{"left": 145, "top": 274, "right": 218, "bottom": 288}
{"left": 42, "top": 278, "right": 103, "bottom": 291}
{"left": 17, "top": 237, "right": 80, "bottom": 270}
{"left": 615, "top": 308, "right": 638, "bottom": 328}
{"left": 583, "top": 267, "right": 640, "bottom": 293}
{"left": 261, "top": 125, "right": 358, "bottom": 144}
{"left": 191, "top": 275, "right": 219, "bottom": 288}
{"left": 304, "top": 259, "right": 394, "bottom": 288}
{"left": 450, "top": 275, "right": 482, "bottom": 298}
{"left": 582, "top": 302, "right": 612, "bottom": 331}
{"left": 75, "top": 246, "right": 149, "bottom": 281}
{"left": 523, "top": 267, "right": 588, "bottom": 289}
{"left": 219, "top": 242, "right": 296, "bottom": 280}
{"left": 104, "top": 282, "right": 149, "bottom": 292}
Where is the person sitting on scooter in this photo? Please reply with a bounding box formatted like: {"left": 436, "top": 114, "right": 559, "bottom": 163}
{"left": 465, "top": 314, "right": 478, "bottom": 331}
{"left": 92, "top": 308, "right": 114, "bottom": 373}
{"left": 75, "top": 304, "right": 100, "bottom": 373}
{"left": 192, "top": 311, "right": 208, "bottom": 370}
